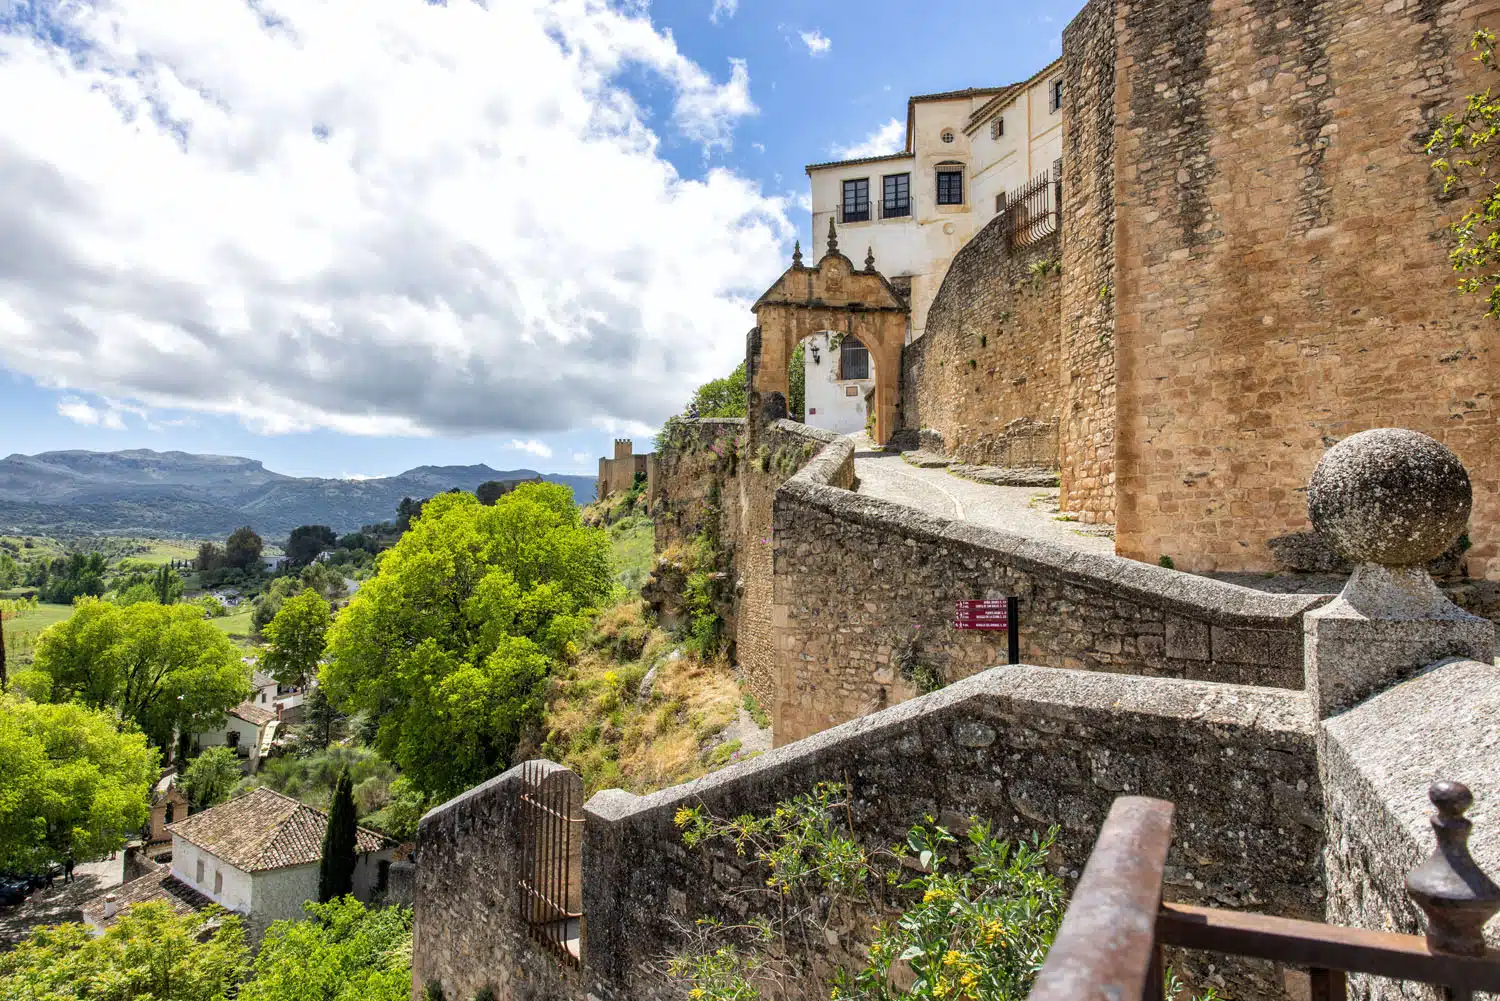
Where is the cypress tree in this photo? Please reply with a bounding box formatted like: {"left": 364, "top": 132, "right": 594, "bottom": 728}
{"left": 318, "top": 769, "right": 358, "bottom": 902}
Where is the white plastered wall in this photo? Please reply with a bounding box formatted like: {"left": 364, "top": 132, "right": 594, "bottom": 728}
{"left": 802, "top": 332, "right": 875, "bottom": 435}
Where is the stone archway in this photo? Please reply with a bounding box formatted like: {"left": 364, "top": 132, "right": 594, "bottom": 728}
{"left": 749, "top": 220, "right": 909, "bottom": 444}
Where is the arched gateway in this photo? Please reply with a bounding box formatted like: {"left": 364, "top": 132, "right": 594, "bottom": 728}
{"left": 748, "top": 219, "right": 909, "bottom": 445}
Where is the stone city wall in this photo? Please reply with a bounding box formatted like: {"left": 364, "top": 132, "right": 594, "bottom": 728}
{"left": 899, "top": 222, "right": 1064, "bottom": 469}
{"left": 770, "top": 431, "right": 1326, "bottom": 743}
{"left": 651, "top": 419, "right": 847, "bottom": 710}
{"left": 1104, "top": 0, "right": 1500, "bottom": 577}
{"left": 1057, "top": 0, "right": 1119, "bottom": 525}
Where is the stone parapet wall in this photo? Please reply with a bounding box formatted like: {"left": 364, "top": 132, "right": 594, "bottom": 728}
{"left": 772, "top": 431, "right": 1327, "bottom": 743}
{"left": 899, "top": 223, "right": 1063, "bottom": 469}
{"left": 1319, "top": 657, "right": 1500, "bottom": 999}
{"left": 583, "top": 664, "right": 1322, "bottom": 1001}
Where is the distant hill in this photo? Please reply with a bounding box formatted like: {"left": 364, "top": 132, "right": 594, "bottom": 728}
{"left": 0, "top": 449, "right": 597, "bottom": 539}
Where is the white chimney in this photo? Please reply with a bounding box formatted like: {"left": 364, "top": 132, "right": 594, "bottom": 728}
{"left": 102, "top": 894, "right": 118, "bottom": 919}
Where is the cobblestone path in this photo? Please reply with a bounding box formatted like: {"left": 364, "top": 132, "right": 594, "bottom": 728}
{"left": 848, "top": 434, "right": 1114, "bottom": 555}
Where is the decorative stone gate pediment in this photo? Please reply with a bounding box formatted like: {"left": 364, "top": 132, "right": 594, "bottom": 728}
{"left": 748, "top": 219, "right": 909, "bottom": 444}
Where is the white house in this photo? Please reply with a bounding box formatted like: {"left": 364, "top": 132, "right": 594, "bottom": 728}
{"left": 802, "top": 332, "right": 875, "bottom": 435}
{"left": 165, "top": 787, "right": 394, "bottom": 941}
{"left": 806, "top": 61, "right": 1064, "bottom": 344}
{"left": 192, "top": 700, "right": 277, "bottom": 771}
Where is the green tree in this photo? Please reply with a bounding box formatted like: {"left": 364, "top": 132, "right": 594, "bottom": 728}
{"left": 788, "top": 341, "right": 806, "bottom": 421}
{"left": 0, "top": 551, "right": 19, "bottom": 588}
{"left": 324, "top": 486, "right": 611, "bottom": 799}
{"left": 181, "top": 746, "right": 241, "bottom": 810}
{"left": 688, "top": 362, "right": 748, "bottom": 418}
{"left": 0, "top": 901, "right": 247, "bottom": 1001}
{"left": 0, "top": 695, "right": 157, "bottom": 871}
{"left": 300, "top": 560, "right": 348, "bottom": 600}
{"left": 395, "top": 496, "right": 425, "bottom": 532}
{"left": 1429, "top": 29, "right": 1500, "bottom": 316}
{"left": 302, "top": 685, "right": 345, "bottom": 751}
{"left": 261, "top": 589, "right": 332, "bottom": 687}
{"left": 363, "top": 776, "right": 427, "bottom": 842}
{"left": 287, "top": 525, "right": 339, "bottom": 567}
{"left": 32, "top": 598, "right": 249, "bottom": 750}
{"left": 239, "top": 898, "right": 411, "bottom": 1001}
{"left": 152, "top": 564, "right": 182, "bottom": 604}
{"left": 196, "top": 541, "right": 225, "bottom": 572}
{"left": 224, "top": 525, "right": 264, "bottom": 571}
{"left": 318, "top": 770, "right": 358, "bottom": 903}
{"left": 38, "top": 552, "right": 107, "bottom": 604}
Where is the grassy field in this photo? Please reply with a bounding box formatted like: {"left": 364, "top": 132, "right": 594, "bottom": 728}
{"left": 1, "top": 601, "right": 76, "bottom": 669}
{"left": 608, "top": 515, "right": 655, "bottom": 594}
{"left": 128, "top": 539, "right": 203, "bottom": 565}
{"left": 211, "top": 607, "right": 257, "bottom": 645}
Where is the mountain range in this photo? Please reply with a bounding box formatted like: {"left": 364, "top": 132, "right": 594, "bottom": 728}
{"left": 0, "top": 449, "right": 597, "bottom": 539}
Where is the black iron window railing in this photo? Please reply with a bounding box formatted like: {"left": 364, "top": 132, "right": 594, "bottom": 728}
{"left": 1026, "top": 783, "right": 1500, "bottom": 1001}
{"left": 1001, "top": 168, "right": 1060, "bottom": 251}
{"left": 881, "top": 197, "right": 911, "bottom": 218}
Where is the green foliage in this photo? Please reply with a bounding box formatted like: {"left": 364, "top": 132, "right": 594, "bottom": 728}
{"left": 182, "top": 746, "right": 241, "bottom": 810}
{"left": 0, "top": 901, "right": 248, "bottom": 1001}
{"left": 244, "top": 746, "right": 393, "bottom": 813}
{"left": 287, "top": 525, "right": 339, "bottom": 566}
{"left": 198, "top": 595, "right": 229, "bottom": 618}
{"left": 0, "top": 695, "right": 157, "bottom": 871}
{"left": 1428, "top": 29, "right": 1500, "bottom": 317}
{"left": 324, "top": 486, "right": 611, "bottom": 800}
{"left": 262, "top": 589, "right": 333, "bottom": 686}
{"left": 319, "top": 770, "right": 359, "bottom": 903}
{"left": 35, "top": 551, "right": 107, "bottom": 604}
{"left": 0, "top": 551, "right": 19, "bottom": 588}
{"left": 789, "top": 341, "right": 806, "bottom": 422}
{"left": 299, "top": 685, "right": 347, "bottom": 752}
{"left": 1158, "top": 554, "right": 1175, "bottom": 570}
{"left": 362, "top": 776, "right": 428, "bottom": 842}
{"left": 670, "top": 784, "right": 1065, "bottom": 1001}
{"left": 690, "top": 362, "right": 749, "bottom": 419}
{"left": 32, "top": 598, "right": 248, "bottom": 749}
{"left": 240, "top": 898, "right": 413, "bottom": 1001}
{"left": 225, "top": 526, "right": 265, "bottom": 570}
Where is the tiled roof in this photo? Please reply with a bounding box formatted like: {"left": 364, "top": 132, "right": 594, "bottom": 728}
{"left": 805, "top": 150, "right": 915, "bottom": 172}
{"left": 168, "top": 787, "right": 389, "bottom": 872}
{"left": 229, "top": 701, "right": 276, "bottom": 726}
{"left": 82, "top": 866, "right": 214, "bottom": 928}
{"left": 909, "top": 85, "right": 1008, "bottom": 103}
{"left": 251, "top": 670, "right": 277, "bottom": 690}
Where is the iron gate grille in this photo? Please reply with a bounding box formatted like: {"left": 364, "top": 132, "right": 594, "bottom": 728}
{"left": 517, "top": 760, "right": 583, "bottom": 965}
{"left": 1001, "top": 169, "right": 1060, "bottom": 252}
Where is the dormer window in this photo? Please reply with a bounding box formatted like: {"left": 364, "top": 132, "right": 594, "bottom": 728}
{"left": 941, "top": 129, "right": 955, "bottom": 143}
{"left": 991, "top": 117, "right": 1004, "bottom": 139}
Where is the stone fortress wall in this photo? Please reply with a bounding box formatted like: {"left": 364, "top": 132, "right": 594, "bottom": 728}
{"left": 897, "top": 0, "right": 1500, "bottom": 578}
{"left": 413, "top": 423, "right": 1500, "bottom": 1001}
{"left": 595, "top": 438, "right": 655, "bottom": 505}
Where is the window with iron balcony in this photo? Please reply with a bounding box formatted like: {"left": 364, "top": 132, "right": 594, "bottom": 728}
{"left": 840, "top": 178, "right": 870, "bottom": 222}
{"left": 881, "top": 173, "right": 910, "bottom": 218}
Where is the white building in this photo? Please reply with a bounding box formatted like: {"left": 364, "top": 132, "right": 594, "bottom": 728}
{"left": 192, "top": 699, "right": 277, "bottom": 771}
{"left": 164, "top": 786, "right": 393, "bottom": 941}
{"left": 806, "top": 61, "right": 1064, "bottom": 344}
{"left": 802, "top": 332, "right": 875, "bottom": 435}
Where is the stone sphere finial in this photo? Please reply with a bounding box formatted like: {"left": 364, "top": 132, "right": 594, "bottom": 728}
{"left": 1307, "top": 428, "right": 1471, "bottom": 567}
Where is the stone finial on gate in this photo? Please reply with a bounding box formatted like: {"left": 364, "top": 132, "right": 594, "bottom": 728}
{"left": 827, "top": 215, "right": 838, "bottom": 255}
{"left": 1406, "top": 781, "right": 1500, "bottom": 956}
{"left": 1302, "top": 429, "right": 1495, "bottom": 717}
{"left": 792, "top": 239, "right": 803, "bottom": 268}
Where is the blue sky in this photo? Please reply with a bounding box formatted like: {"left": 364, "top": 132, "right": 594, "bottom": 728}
{"left": 0, "top": 0, "right": 1082, "bottom": 478}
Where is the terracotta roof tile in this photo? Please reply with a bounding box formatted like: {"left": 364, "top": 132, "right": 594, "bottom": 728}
{"left": 168, "top": 787, "right": 388, "bottom": 872}
{"left": 229, "top": 701, "right": 276, "bottom": 726}
{"left": 82, "top": 866, "right": 214, "bottom": 928}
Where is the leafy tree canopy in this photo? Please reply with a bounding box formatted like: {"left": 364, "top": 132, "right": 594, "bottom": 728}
{"left": 0, "top": 901, "right": 248, "bottom": 1001}
{"left": 35, "top": 552, "right": 107, "bottom": 605}
{"left": 261, "top": 589, "right": 333, "bottom": 686}
{"left": 181, "top": 745, "right": 241, "bottom": 810}
{"left": 1429, "top": 29, "right": 1500, "bottom": 316}
{"left": 0, "top": 695, "right": 157, "bottom": 871}
{"left": 287, "top": 525, "right": 339, "bottom": 567}
{"left": 238, "top": 898, "right": 412, "bottom": 1001}
{"left": 32, "top": 598, "right": 249, "bottom": 749}
{"left": 224, "top": 526, "right": 265, "bottom": 571}
{"left": 688, "top": 362, "right": 747, "bottom": 419}
{"left": 324, "top": 485, "right": 611, "bottom": 799}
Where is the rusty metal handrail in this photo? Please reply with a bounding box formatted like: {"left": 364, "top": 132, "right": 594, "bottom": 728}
{"left": 1026, "top": 782, "right": 1500, "bottom": 1001}
{"left": 1026, "top": 796, "right": 1176, "bottom": 1001}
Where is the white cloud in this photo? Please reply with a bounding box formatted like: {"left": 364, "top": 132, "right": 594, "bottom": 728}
{"left": 752, "top": 142, "right": 765, "bottom": 154}
{"left": 799, "top": 30, "right": 831, "bottom": 56}
{"left": 509, "top": 438, "right": 554, "bottom": 459}
{"left": 832, "top": 118, "right": 906, "bottom": 160}
{"left": 710, "top": 0, "right": 738, "bottom": 24}
{"left": 571, "top": 451, "right": 592, "bottom": 465}
{"left": 57, "top": 395, "right": 126, "bottom": 429}
{"left": 0, "top": 0, "right": 790, "bottom": 438}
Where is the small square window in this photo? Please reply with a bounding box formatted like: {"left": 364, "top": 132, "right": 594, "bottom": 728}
{"left": 990, "top": 117, "right": 1004, "bottom": 139}
{"left": 1049, "top": 79, "right": 1064, "bottom": 114}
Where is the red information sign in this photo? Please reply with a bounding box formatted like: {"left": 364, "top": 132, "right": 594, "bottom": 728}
{"left": 953, "top": 599, "right": 1009, "bottom": 630}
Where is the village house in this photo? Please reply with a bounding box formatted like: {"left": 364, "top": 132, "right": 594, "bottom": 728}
{"left": 191, "top": 692, "right": 278, "bottom": 772}
{"left": 806, "top": 62, "right": 1063, "bottom": 347}
{"left": 145, "top": 770, "right": 190, "bottom": 846}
